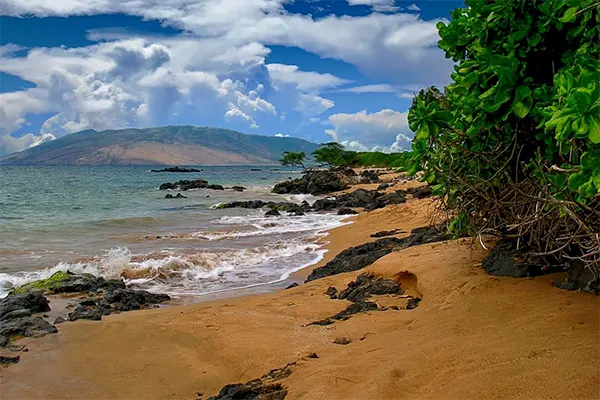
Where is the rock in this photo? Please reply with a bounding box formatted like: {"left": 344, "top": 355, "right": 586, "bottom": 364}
{"left": 337, "top": 273, "right": 403, "bottom": 302}
{"left": 337, "top": 208, "right": 358, "bottom": 215}
{"left": 0, "top": 355, "right": 20, "bottom": 365}
{"left": 359, "top": 170, "right": 380, "bottom": 184}
{"left": 151, "top": 167, "right": 201, "bottom": 173}
{"left": 12, "top": 271, "right": 126, "bottom": 295}
{"left": 0, "top": 317, "right": 58, "bottom": 344}
{"left": 285, "top": 283, "right": 299, "bottom": 290}
{"left": 306, "top": 238, "right": 402, "bottom": 282}
{"left": 231, "top": 186, "right": 246, "bottom": 192}
{"left": 312, "top": 189, "right": 407, "bottom": 212}
{"left": 53, "top": 316, "right": 66, "bottom": 324}
{"left": 370, "top": 229, "right": 405, "bottom": 238}
{"left": 175, "top": 193, "right": 187, "bottom": 198}
{"left": 250, "top": 168, "right": 262, "bottom": 171}
{"left": 553, "top": 261, "right": 600, "bottom": 295}
{"left": 293, "top": 210, "right": 305, "bottom": 216}
{"left": 0, "top": 335, "right": 8, "bottom": 347}
{"left": 272, "top": 170, "right": 351, "bottom": 196}
{"left": 206, "top": 184, "right": 225, "bottom": 190}
{"left": 104, "top": 289, "right": 170, "bottom": 312}
{"left": 306, "top": 226, "right": 451, "bottom": 282}
{"left": 165, "top": 194, "right": 174, "bottom": 198}
{"left": 159, "top": 179, "right": 208, "bottom": 191}
{"left": 68, "top": 289, "right": 170, "bottom": 321}
{"left": 377, "top": 183, "right": 391, "bottom": 191}
{"left": 407, "top": 185, "right": 433, "bottom": 199}
{"left": 265, "top": 209, "right": 281, "bottom": 217}
{"left": 206, "top": 364, "right": 295, "bottom": 400}
{"left": 0, "top": 292, "right": 50, "bottom": 319}
{"left": 364, "top": 190, "right": 408, "bottom": 211}
{"left": 306, "top": 353, "right": 319, "bottom": 359}
{"left": 0, "top": 309, "right": 32, "bottom": 321}
{"left": 333, "top": 337, "right": 352, "bottom": 345}
{"left": 325, "top": 287, "right": 338, "bottom": 299}
{"left": 482, "top": 240, "right": 563, "bottom": 278}
{"left": 406, "top": 297, "right": 422, "bottom": 310}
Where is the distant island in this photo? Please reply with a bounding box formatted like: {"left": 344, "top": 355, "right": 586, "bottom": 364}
{"left": 0, "top": 126, "right": 320, "bottom": 166}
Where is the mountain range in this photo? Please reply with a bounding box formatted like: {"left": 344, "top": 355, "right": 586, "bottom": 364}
{"left": 0, "top": 126, "right": 320, "bottom": 166}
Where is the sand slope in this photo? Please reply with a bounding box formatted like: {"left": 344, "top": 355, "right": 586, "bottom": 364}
{"left": 2, "top": 200, "right": 599, "bottom": 399}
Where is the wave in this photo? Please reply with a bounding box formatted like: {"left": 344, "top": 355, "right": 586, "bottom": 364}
{"left": 191, "top": 212, "right": 351, "bottom": 240}
{"left": 0, "top": 239, "right": 325, "bottom": 298}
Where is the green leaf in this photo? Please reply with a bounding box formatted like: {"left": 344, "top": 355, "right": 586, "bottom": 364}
{"left": 568, "top": 172, "right": 589, "bottom": 192}
{"left": 512, "top": 86, "right": 533, "bottom": 118}
{"left": 588, "top": 115, "right": 600, "bottom": 143}
{"left": 560, "top": 7, "right": 578, "bottom": 23}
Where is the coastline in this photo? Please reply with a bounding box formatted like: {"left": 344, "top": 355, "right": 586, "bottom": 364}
{"left": 1, "top": 177, "right": 599, "bottom": 399}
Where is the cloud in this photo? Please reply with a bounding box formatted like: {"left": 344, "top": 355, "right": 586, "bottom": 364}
{"left": 346, "top": 0, "right": 400, "bottom": 12}
{"left": 0, "top": 0, "right": 453, "bottom": 154}
{"left": 274, "top": 133, "right": 290, "bottom": 137}
{"left": 0, "top": 132, "right": 55, "bottom": 156}
{"left": 407, "top": 3, "right": 421, "bottom": 11}
{"left": 267, "top": 64, "right": 351, "bottom": 91}
{"left": 338, "top": 84, "right": 397, "bottom": 93}
{"left": 327, "top": 108, "right": 412, "bottom": 149}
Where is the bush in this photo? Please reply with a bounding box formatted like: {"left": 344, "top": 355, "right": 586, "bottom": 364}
{"left": 405, "top": 0, "right": 600, "bottom": 267}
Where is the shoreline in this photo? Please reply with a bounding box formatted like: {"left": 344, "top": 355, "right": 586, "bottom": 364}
{"left": 1, "top": 175, "right": 599, "bottom": 399}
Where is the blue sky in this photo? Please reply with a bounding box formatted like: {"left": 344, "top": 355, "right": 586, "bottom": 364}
{"left": 0, "top": 0, "right": 463, "bottom": 156}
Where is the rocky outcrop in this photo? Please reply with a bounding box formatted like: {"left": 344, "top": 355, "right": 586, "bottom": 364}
{"left": 309, "top": 273, "right": 416, "bottom": 326}
{"left": 553, "top": 261, "right": 600, "bottom": 295}
{"left": 482, "top": 240, "right": 564, "bottom": 278}
{"left": 230, "top": 186, "right": 246, "bottom": 192}
{"left": 0, "top": 293, "right": 57, "bottom": 347}
{"left": 151, "top": 167, "right": 202, "bottom": 173}
{"left": 407, "top": 185, "right": 433, "bottom": 199}
{"left": 206, "top": 184, "right": 225, "bottom": 190}
{"left": 370, "top": 228, "right": 405, "bottom": 238}
{"left": 272, "top": 169, "right": 351, "bottom": 195}
{"left": 337, "top": 208, "right": 358, "bottom": 215}
{"left": 12, "top": 271, "right": 126, "bottom": 295}
{"left": 69, "top": 289, "right": 171, "bottom": 321}
{"left": 306, "top": 226, "right": 452, "bottom": 282}
{"left": 265, "top": 209, "right": 281, "bottom": 217}
{"left": 216, "top": 200, "right": 306, "bottom": 213}
{"left": 165, "top": 193, "right": 187, "bottom": 199}
{"left": 159, "top": 179, "right": 208, "bottom": 191}
{"left": 358, "top": 170, "right": 380, "bottom": 184}
{"left": 312, "top": 189, "right": 407, "bottom": 212}
{"left": 206, "top": 363, "right": 294, "bottom": 400}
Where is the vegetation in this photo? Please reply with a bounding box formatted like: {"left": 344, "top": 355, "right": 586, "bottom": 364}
{"left": 12, "top": 271, "right": 71, "bottom": 294}
{"left": 280, "top": 143, "right": 410, "bottom": 169}
{"left": 403, "top": 0, "right": 599, "bottom": 267}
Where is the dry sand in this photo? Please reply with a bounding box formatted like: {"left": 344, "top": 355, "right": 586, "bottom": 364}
{"left": 1, "top": 184, "right": 599, "bottom": 399}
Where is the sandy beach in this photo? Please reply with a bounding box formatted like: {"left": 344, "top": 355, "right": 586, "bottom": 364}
{"left": 1, "top": 177, "right": 599, "bottom": 400}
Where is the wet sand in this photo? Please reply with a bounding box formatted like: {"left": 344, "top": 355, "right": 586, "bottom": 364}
{"left": 2, "top": 181, "right": 599, "bottom": 399}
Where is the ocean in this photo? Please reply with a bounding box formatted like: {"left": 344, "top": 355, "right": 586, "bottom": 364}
{"left": 0, "top": 166, "right": 350, "bottom": 299}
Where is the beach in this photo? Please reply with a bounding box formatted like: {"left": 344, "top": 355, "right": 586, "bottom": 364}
{"left": 2, "top": 176, "right": 599, "bottom": 399}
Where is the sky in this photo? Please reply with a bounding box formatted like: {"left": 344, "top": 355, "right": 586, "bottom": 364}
{"left": 0, "top": 0, "right": 464, "bottom": 156}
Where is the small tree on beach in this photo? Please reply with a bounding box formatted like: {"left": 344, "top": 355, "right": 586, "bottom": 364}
{"left": 280, "top": 151, "right": 308, "bottom": 171}
{"left": 312, "top": 142, "right": 356, "bottom": 167}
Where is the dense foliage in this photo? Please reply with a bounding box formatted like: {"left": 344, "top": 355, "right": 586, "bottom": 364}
{"left": 281, "top": 143, "right": 410, "bottom": 169}
{"left": 405, "top": 0, "right": 600, "bottom": 266}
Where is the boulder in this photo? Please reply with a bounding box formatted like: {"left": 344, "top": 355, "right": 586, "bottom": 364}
{"left": 175, "top": 193, "right": 187, "bottom": 198}
{"left": 230, "top": 186, "right": 246, "bottom": 192}
{"left": 272, "top": 170, "right": 350, "bottom": 196}
{"left": 0, "top": 317, "right": 58, "bottom": 343}
{"left": 159, "top": 179, "right": 208, "bottom": 191}
{"left": 68, "top": 289, "right": 170, "bottom": 321}
{"left": 165, "top": 194, "right": 174, "bottom": 198}
{"left": 337, "top": 208, "right": 358, "bottom": 215}
{"left": 407, "top": 185, "right": 433, "bottom": 199}
{"left": 337, "top": 273, "right": 404, "bottom": 302}
{"left": 482, "top": 240, "right": 563, "bottom": 278}
{"left": 0, "top": 355, "right": 20, "bottom": 365}
{"left": 553, "top": 261, "right": 600, "bottom": 295}
{"left": 359, "top": 170, "right": 380, "bottom": 184}
{"left": 370, "top": 228, "right": 405, "bottom": 238}
{"left": 0, "top": 292, "right": 50, "bottom": 319}
{"left": 377, "top": 182, "right": 391, "bottom": 191}
{"left": 206, "top": 184, "right": 225, "bottom": 190}
{"left": 265, "top": 209, "right": 281, "bottom": 217}
{"left": 11, "top": 271, "right": 125, "bottom": 295}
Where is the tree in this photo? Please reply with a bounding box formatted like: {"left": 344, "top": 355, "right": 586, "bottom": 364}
{"left": 405, "top": 0, "right": 600, "bottom": 267}
{"left": 312, "top": 142, "right": 356, "bottom": 167}
{"left": 279, "top": 151, "right": 308, "bottom": 171}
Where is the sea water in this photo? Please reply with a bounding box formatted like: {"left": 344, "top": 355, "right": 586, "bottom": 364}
{"left": 0, "top": 166, "right": 350, "bottom": 298}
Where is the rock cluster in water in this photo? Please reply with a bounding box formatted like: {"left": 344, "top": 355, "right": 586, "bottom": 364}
{"left": 151, "top": 167, "right": 202, "bottom": 173}
{"left": 271, "top": 168, "right": 383, "bottom": 196}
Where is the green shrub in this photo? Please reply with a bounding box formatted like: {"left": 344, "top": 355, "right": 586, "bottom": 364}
{"left": 406, "top": 0, "right": 599, "bottom": 266}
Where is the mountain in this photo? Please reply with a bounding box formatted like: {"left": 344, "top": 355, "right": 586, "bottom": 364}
{"left": 0, "top": 126, "right": 320, "bottom": 166}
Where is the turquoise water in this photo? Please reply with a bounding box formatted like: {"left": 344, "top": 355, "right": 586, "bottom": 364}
{"left": 0, "top": 166, "right": 349, "bottom": 298}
